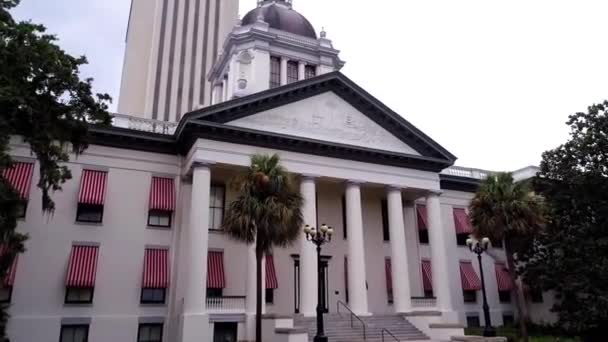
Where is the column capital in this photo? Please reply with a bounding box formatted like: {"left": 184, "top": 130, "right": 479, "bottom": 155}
{"left": 386, "top": 185, "right": 407, "bottom": 192}
{"left": 346, "top": 179, "right": 366, "bottom": 186}
{"left": 192, "top": 160, "right": 215, "bottom": 170}
{"left": 300, "top": 173, "right": 320, "bottom": 181}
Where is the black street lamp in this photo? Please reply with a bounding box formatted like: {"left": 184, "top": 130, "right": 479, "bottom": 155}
{"left": 466, "top": 236, "right": 497, "bottom": 337}
{"left": 304, "top": 223, "right": 334, "bottom": 342}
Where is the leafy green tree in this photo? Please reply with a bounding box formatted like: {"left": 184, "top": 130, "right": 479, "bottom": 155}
{"left": 0, "top": 1, "right": 111, "bottom": 338}
{"left": 469, "top": 172, "right": 546, "bottom": 342}
{"left": 222, "top": 154, "right": 303, "bottom": 342}
{"left": 524, "top": 101, "right": 608, "bottom": 342}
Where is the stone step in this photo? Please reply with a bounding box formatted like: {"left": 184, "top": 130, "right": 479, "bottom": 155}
{"left": 294, "top": 314, "right": 429, "bottom": 342}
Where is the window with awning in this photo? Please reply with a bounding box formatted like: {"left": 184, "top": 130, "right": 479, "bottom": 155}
{"left": 495, "top": 263, "right": 514, "bottom": 303}
{"left": 2, "top": 162, "right": 34, "bottom": 217}
{"left": 265, "top": 255, "right": 278, "bottom": 304}
{"left": 76, "top": 170, "right": 108, "bottom": 223}
{"left": 460, "top": 261, "right": 481, "bottom": 303}
{"left": 0, "top": 245, "right": 18, "bottom": 303}
{"left": 65, "top": 245, "right": 99, "bottom": 304}
{"left": 453, "top": 208, "right": 473, "bottom": 246}
{"left": 207, "top": 251, "right": 226, "bottom": 290}
{"left": 421, "top": 259, "right": 433, "bottom": 297}
{"left": 417, "top": 205, "right": 429, "bottom": 244}
{"left": 141, "top": 248, "right": 169, "bottom": 304}
{"left": 148, "top": 177, "right": 175, "bottom": 228}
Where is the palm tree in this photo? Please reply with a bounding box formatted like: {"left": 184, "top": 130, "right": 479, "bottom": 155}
{"left": 222, "top": 154, "right": 303, "bottom": 342}
{"left": 469, "top": 172, "right": 545, "bottom": 342}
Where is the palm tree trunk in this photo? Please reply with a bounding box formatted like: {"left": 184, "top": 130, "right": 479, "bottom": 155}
{"left": 505, "top": 239, "right": 529, "bottom": 342}
{"left": 255, "top": 242, "right": 264, "bottom": 342}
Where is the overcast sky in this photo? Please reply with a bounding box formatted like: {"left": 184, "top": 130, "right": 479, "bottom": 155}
{"left": 11, "top": 0, "right": 608, "bottom": 171}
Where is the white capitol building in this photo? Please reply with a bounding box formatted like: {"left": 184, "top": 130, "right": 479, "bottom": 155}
{"left": 3, "top": 1, "right": 553, "bottom": 341}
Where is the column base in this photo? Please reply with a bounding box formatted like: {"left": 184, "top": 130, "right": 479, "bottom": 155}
{"left": 181, "top": 313, "right": 210, "bottom": 342}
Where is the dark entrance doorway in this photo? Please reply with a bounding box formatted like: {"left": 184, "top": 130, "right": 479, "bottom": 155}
{"left": 292, "top": 255, "right": 330, "bottom": 314}
{"left": 213, "top": 322, "right": 237, "bottom": 342}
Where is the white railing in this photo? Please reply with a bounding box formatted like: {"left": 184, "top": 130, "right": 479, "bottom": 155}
{"left": 269, "top": 28, "right": 319, "bottom": 46}
{"left": 112, "top": 113, "right": 178, "bottom": 135}
{"left": 442, "top": 166, "right": 490, "bottom": 180}
{"left": 411, "top": 296, "right": 437, "bottom": 308}
{"left": 206, "top": 296, "right": 246, "bottom": 313}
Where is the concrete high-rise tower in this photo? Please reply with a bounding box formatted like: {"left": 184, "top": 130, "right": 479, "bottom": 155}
{"left": 117, "top": 0, "right": 239, "bottom": 122}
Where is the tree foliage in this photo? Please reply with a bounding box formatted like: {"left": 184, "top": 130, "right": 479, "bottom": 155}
{"left": 524, "top": 101, "right": 608, "bottom": 341}
{"left": 0, "top": 1, "right": 111, "bottom": 338}
{"left": 469, "top": 172, "right": 546, "bottom": 342}
{"left": 223, "top": 154, "right": 303, "bottom": 342}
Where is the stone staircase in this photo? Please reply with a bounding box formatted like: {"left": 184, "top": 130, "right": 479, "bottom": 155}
{"left": 294, "top": 313, "right": 430, "bottom": 342}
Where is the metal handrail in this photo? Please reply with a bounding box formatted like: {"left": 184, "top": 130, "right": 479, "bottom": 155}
{"left": 336, "top": 300, "right": 366, "bottom": 340}
{"left": 381, "top": 328, "right": 399, "bottom": 342}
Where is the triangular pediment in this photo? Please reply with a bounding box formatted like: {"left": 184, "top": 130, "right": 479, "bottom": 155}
{"left": 180, "top": 72, "right": 456, "bottom": 168}
{"left": 226, "top": 91, "right": 420, "bottom": 155}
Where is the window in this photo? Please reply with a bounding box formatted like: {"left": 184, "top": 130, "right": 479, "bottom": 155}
{"left": 209, "top": 185, "right": 225, "bottom": 230}
{"left": 269, "top": 56, "right": 281, "bottom": 88}
{"left": 148, "top": 210, "right": 172, "bottom": 228}
{"left": 60, "top": 324, "right": 89, "bottom": 342}
{"left": 381, "top": 199, "right": 389, "bottom": 241}
{"left": 213, "top": 322, "right": 237, "bottom": 342}
{"left": 456, "top": 233, "right": 469, "bottom": 246}
{"left": 502, "top": 314, "right": 515, "bottom": 326}
{"left": 65, "top": 287, "right": 94, "bottom": 304}
{"left": 530, "top": 288, "right": 543, "bottom": 303}
{"left": 305, "top": 65, "right": 316, "bottom": 79}
{"left": 466, "top": 315, "right": 480, "bottom": 328}
{"left": 76, "top": 204, "right": 103, "bottom": 223}
{"left": 341, "top": 196, "right": 347, "bottom": 239}
{"left": 16, "top": 200, "right": 27, "bottom": 218}
{"left": 207, "top": 288, "right": 223, "bottom": 298}
{"left": 141, "top": 288, "right": 166, "bottom": 304}
{"left": 0, "top": 286, "right": 12, "bottom": 303}
{"left": 265, "top": 288, "right": 274, "bottom": 304}
{"left": 419, "top": 229, "right": 429, "bottom": 244}
{"left": 138, "top": 323, "right": 163, "bottom": 342}
{"left": 424, "top": 290, "right": 434, "bottom": 298}
{"left": 499, "top": 290, "right": 511, "bottom": 303}
{"left": 463, "top": 290, "right": 477, "bottom": 303}
{"left": 287, "top": 60, "right": 298, "bottom": 83}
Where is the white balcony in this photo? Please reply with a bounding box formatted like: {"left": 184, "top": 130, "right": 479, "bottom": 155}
{"left": 206, "top": 296, "right": 247, "bottom": 314}
{"left": 112, "top": 113, "right": 177, "bottom": 135}
{"left": 411, "top": 296, "right": 437, "bottom": 309}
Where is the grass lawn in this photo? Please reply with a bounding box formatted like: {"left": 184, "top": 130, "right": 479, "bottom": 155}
{"left": 465, "top": 327, "right": 580, "bottom": 342}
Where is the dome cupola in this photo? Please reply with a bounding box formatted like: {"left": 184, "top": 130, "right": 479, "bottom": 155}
{"left": 241, "top": 0, "right": 317, "bottom": 39}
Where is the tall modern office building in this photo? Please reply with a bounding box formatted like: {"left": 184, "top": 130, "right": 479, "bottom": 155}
{"left": 117, "top": 0, "right": 239, "bottom": 122}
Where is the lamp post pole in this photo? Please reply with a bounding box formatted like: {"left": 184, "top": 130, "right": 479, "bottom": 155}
{"left": 467, "top": 237, "right": 496, "bottom": 337}
{"left": 304, "top": 224, "right": 333, "bottom": 342}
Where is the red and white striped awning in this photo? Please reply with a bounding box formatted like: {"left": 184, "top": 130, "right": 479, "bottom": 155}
{"left": 495, "top": 263, "right": 514, "bottom": 291}
{"left": 417, "top": 205, "right": 428, "bottom": 230}
{"left": 66, "top": 245, "right": 99, "bottom": 288}
{"left": 265, "top": 255, "right": 278, "bottom": 289}
{"left": 453, "top": 208, "right": 473, "bottom": 234}
{"left": 0, "top": 245, "right": 18, "bottom": 287}
{"left": 142, "top": 248, "right": 169, "bottom": 288}
{"left": 2, "top": 162, "right": 34, "bottom": 200}
{"left": 385, "top": 258, "right": 392, "bottom": 291}
{"left": 421, "top": 260, "right": 433, "bottom": 291}
{"left": 149, "top": 177, "right": 176, "bottom": 211}
{"left": 459, "top": 261, "right": 481, "bottom": 291}
{"left": 207, "top": 251, "right": 225, "bottom": 289}
{"left": 78, "top": 170, "right": 108, "bottom": 205}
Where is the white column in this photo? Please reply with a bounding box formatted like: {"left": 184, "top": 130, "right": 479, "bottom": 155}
{"left": 387, "top": 186, "right": 412, "bottom": 313}
{"left": 426, "top": 191, "right": 456, "bottom": 317}
{"left": 298, "top": 61, "right": 306, "bottom": 81}
{"left": 182, "top": 163, "right": 212, "bottom": 342}
{"left": 299, "top": 176, "right": 318, "bottom": 316}
{"left": 345, "top": 181, "right": 369, "bottom": 315}
{"left": 280, "top": 57, "right": 288, "bottom": 85}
